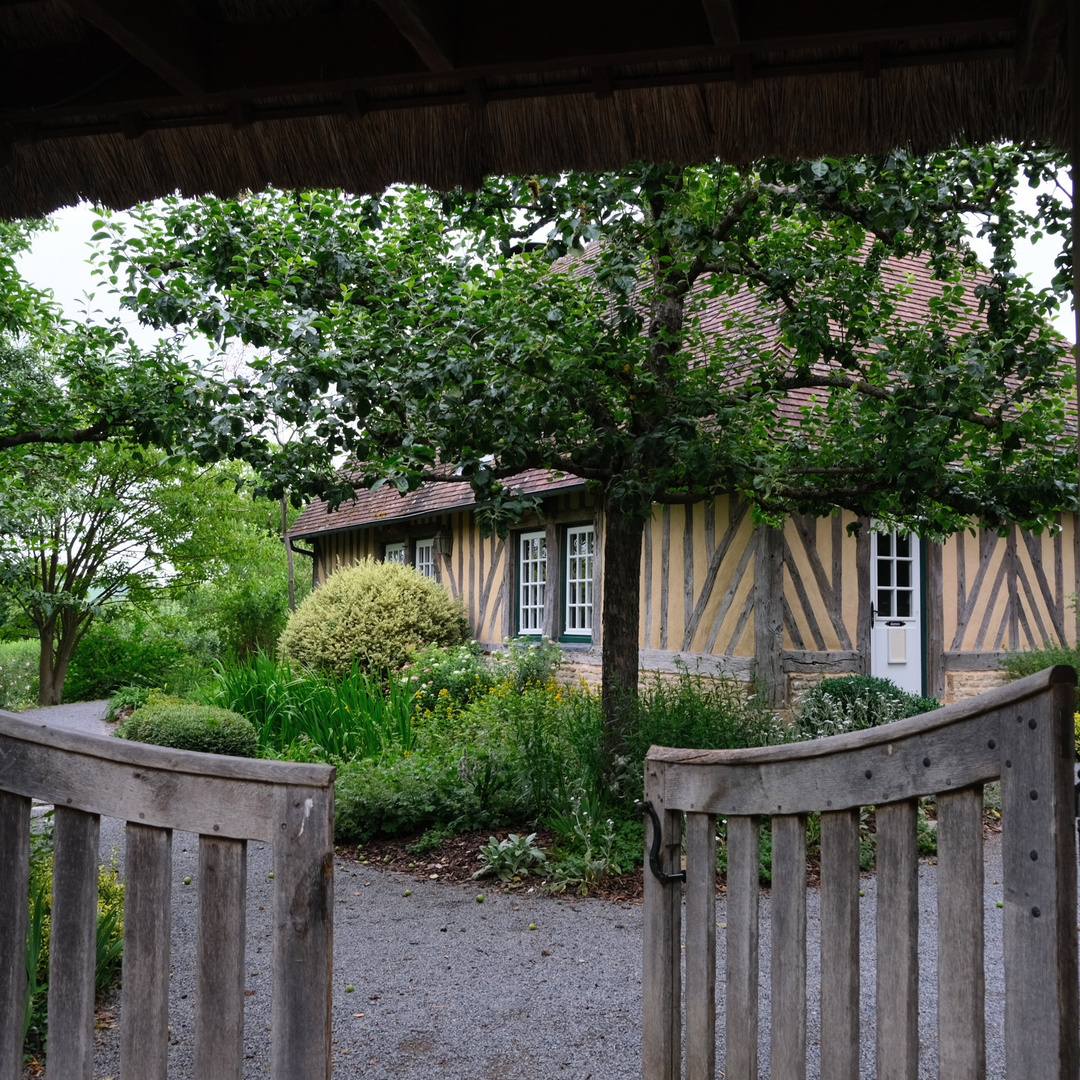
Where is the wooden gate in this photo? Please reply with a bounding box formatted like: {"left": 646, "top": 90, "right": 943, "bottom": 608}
{"left": 642, "top": 665, "right": 1079, "bottom": 1080}
{"left": 0, "top": 709, "right": 334, "bottom": 1080}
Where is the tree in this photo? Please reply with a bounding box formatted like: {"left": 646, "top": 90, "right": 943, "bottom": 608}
{"left": 0, "top": 435, "right": 251, "bottom": 705}
{"left": 96, "top": 148, "right": 1075, "bottom": 733}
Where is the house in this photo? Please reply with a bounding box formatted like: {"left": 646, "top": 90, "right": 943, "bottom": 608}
{"left": 289, "top": 460, "right": 1079, "bottom": 706}
{"left": 288, "top": 250, "right": 1076, "bottom": 708}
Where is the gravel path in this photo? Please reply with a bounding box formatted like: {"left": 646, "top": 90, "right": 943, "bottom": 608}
{"left": 20, "top": 703, "right": 1017, "bottom": 1078}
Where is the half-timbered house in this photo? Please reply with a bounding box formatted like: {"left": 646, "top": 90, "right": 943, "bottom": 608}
{"left": 289, "top": 468, "right": 1079, "bottom": 707}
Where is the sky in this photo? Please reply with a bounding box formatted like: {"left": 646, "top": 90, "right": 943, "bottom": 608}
{"left": 15, "top": 188, "right": 1077, "bottom": 345}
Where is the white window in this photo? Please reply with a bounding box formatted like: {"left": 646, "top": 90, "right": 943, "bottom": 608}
{"left": 414, "top": 538, "right": 435, "bottom": 579}
{"left": 518, "top": 531, "right": 547, "bottom": 634}
{"left": 564, "top": 525, "right": 594, "bottom": 636}
{"left": 384, "top": 541, "right": 406, "bottom": 563}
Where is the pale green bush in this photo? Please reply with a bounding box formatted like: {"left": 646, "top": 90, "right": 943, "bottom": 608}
{"left": 277, "top": 558, "right": 468, "bottom": 676}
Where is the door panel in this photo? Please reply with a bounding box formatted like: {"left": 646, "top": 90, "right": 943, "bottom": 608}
{"left": 870, "top": 531, "right": 923, "bottom": 695}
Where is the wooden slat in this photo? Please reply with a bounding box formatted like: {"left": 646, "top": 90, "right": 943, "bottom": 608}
{"left": 660, "top": 711, "right": 996, "bottom": 816}
{"left": 935, "top": 786, "right": 985, "bottom": 1080}
{"left": 685, "top": 812, "right": 716, "bottom": 1080}
{"left": 47, "top": 806, "right": 101, "bottom": 1080}
{"left": 0, "top": 791, "right": 30, "bottom": 1079}
{"left": 272, "top": 786, "right": 335, "bottom": 1080}
{"left": 1000, "top": 680, "right": 1080, "bottom": 1078}
{"left": 819, "top": 809, "right": 860, "bottom": 1080}
{"left": 770, "top": 814, "right": 807, "bottom": 1080}
{"left": 725, "top": 815, "right": 759, "bottom": 1080}
{"left": 642, "top": 768, "right": 682, "bottom": 1080}
{"left": 875, "top": 799, "right": 919, "bottom": 1080}
{"left": 120, "top": 823, "right": 173, "bottom": 1080}
{"left": 195, "top": 836, "right": 248, "bottom": 1080}
{"left": 0, "top": 711, "right": 333, "bottom": 843}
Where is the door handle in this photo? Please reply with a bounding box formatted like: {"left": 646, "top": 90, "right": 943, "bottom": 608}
{"left": 870, "top": 603, "right": 876, "bottom": 630}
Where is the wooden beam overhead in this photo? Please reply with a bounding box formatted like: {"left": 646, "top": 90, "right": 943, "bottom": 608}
{"left": 371, "top": 0, "right": 456, "bottom": 72}
{"left": 65, "top": 0, "right": 207, "bottom": 96}
{"left": 1015, "top": 0, "right": 1067, "bottom": 87}
{"left": 701, "top": 0, "right": 740, "bottom": 46}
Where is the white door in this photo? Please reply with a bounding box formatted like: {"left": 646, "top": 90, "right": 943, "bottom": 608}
{"left": 870, "top": 530, "right": 923, "bottom": 696}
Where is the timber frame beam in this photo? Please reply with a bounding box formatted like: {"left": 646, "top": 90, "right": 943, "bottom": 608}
{"left": 64, "top": 0, "right": 208, "bottom": 96}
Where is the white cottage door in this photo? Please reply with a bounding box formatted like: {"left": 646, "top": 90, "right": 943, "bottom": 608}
{"left": 869, "top": 530, "right": 923, "bottom": 695}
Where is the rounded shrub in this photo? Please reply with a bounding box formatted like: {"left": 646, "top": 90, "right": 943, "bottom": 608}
{"left": 277, "top": 558, "right": 468, "bottom": 676}
{"left": 794, "top": 674, "right": 939, "bottom": 741}
{"left": 115, "top": 703, "right": 258, "bottom": 757}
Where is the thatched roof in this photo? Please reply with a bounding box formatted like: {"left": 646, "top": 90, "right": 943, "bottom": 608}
{"left": 0, "top": 1, "right": 1069, "bottom": 219}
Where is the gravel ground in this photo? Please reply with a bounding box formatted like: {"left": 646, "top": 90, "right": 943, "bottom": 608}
{"left": 20, "top": 702, "right": 1017, "bottom": 1078}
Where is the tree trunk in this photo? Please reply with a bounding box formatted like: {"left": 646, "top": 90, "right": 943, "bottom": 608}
{"left": 600, "top": 496, "right": 645, "bottom": 750}
{"left": 37, "top": 625, "right": 62, "bottom": 706}
{"left": 36, "top": 618, "right": 82, "bottom": 706}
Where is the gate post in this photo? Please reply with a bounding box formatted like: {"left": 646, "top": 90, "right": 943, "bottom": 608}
{"left": 642, "top": 761, "right": 682, "bottom": 1080}
{"left": 1000, "top": 666, "right": 1079, "bottom": 1079}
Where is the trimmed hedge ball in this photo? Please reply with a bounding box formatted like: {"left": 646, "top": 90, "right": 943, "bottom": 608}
{"left": 277, "top": 557, "right": 468, "bottom": 675}
{"left": 115, "top": 703, "right": 259, "bottom": 757}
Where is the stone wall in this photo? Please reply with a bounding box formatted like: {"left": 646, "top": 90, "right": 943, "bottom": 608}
{"left": 943, "top": 668, "right": 1008, "bottom": 704}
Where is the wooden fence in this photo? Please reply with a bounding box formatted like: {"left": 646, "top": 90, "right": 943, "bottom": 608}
{"left": 642, "top": 665, "right": 1079, "bottom": 1080}
{"left": 0, "top": 709, "right": 335, "bottom": 1080}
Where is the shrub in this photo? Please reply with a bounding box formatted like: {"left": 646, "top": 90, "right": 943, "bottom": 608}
{"left": 490, "top": 637, "right": 565, "bottom": 692}
{"left": 115, "top": 703, "right": 258, "bottom": 757}
{"left": 334, "top": 754, "right": 488, "bottom": 842}
{"left": 63, "top": 612, "right": 193, "bottom": 702}
{"left": 0, "top": 639, "right": 38, "bottom": 709}
{"left": 1001, "top": 640, "right": 1080, "bottom": 681}
{"left": 622, "top": 667, "right": 785, "bottom": 779}
{"left": 403, "top": 641, "right": 494, "bottom": 717}
{"left": 794, "top": 675, "right": 939, "bottom": 741}
{"left": 278, "top": 558, "right": 468, "bottom": 676}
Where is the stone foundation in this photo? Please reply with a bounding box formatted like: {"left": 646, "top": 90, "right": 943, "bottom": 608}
{"left": 943, "top": 669, "right": 1008, "bottom": 704}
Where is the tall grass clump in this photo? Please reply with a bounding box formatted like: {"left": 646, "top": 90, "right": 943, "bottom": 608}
{"left": 210, "top": 652, "right": 416, "bottom": 762}
{"left": 0, "top": 639, "right": 38, "bottom": 709}
{"left": 622, "top": 666, "right": 786, "bottom": 772}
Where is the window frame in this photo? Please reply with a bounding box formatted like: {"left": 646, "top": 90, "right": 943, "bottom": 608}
{"left": 516, "top": 529, "right": 548, "bottom": 637}
{"left": 414, "top": 537, "right": 435, "bottom": 579}
{"left": 560, "top": 523, "right": 595, "bottom": 642}
{"left": 384, "top": 540, "right": 406, "bottom": 564}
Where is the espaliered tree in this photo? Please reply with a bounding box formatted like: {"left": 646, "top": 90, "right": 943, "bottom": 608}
{"left": 97, "top": 147, "right": 1074, "bottom": 735}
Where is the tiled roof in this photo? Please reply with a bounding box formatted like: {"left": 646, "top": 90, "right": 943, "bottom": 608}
{"left": 290, "top": 468, "right": 585, "bottom": 540}
{"left": 292, "top": 249, "right": 1071, "bottom": 539}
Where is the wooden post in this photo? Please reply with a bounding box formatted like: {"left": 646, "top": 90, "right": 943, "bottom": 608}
{"left": 936, "top": 786, "right": 985, "bottom": 1080}
{"left": 1000, "top": 670, "right": 1079, "bottom": 1078}
{"left": 725, "top": 815, "right": 760, "bottom": 1080}
{"left": 642, "top": 762, "right": 682, "bottom": 1080}
{"left": 855, "top": 521, "right": 872, "bottom": 675}
{"left": 754, "top": 524, "right": 785, "bottom": 706}
{"left": 684, "top": 812, "right": 716, "bottom": 1080}
{"left": 195, "top": 835, "right": 248, "bottom": 1080}
{"left": 771, "top": 814, "right": 807, "bottom": 1080}
{"left": 0, "top": 792, "right": 30, "bottom": 1080}
{"left": 924, "top": 540, "right": 945, "bottom": 700}
{"left": 47, "top": 806, "right": 101, "bottom": 1080}
{"left": 819, "top": 808, "right": 860, "bottom": 1080}
{"left": 272, "top": 786, "right": 335, "bottom": 1080}
{"left": 120, "top": 823, "right": 173, "bottom": 1080}
{"left": 875, "top": 799, "right": 919, "bottom": 1080}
